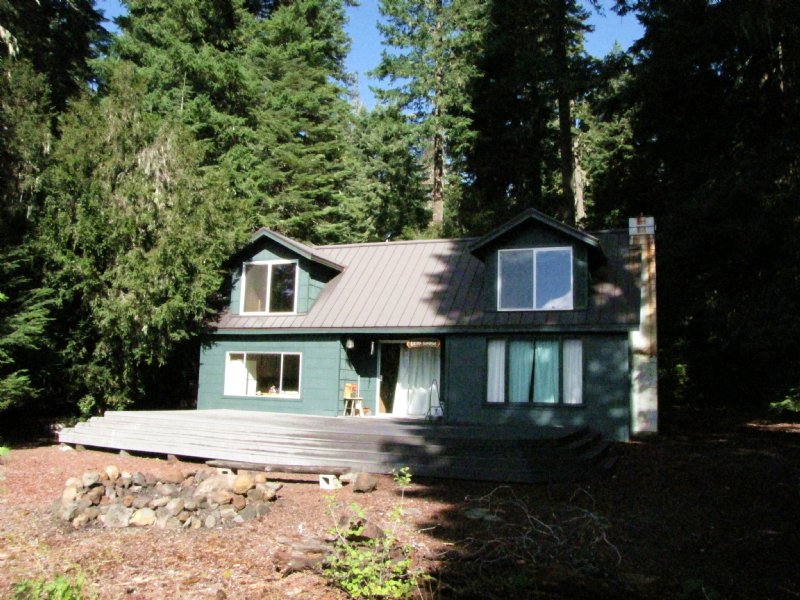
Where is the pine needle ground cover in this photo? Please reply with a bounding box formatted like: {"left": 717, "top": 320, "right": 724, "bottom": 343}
{"left": 1, "top": 421, "right": 798, "bottom": 599}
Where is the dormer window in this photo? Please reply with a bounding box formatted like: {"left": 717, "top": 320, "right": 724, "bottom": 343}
{"left": 498, "top": 247, "right": 573, "bottom": 311}
{"left": 241, "top": 261, "right": 298, "bottom": 314}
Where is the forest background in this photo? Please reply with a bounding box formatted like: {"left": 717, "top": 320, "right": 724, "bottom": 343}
{"left": 1, "top": 0, "right": 799, "bottom": 436}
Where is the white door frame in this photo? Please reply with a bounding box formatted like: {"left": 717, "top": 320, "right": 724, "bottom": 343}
{"left": 376, "top": 340, "right": 441, "bottom": 418}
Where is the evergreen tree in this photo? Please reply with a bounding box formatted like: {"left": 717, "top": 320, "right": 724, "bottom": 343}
{"left": 40, "top": 66, "right": 248, "bottom": 414}
{"left": 344, "top": 106, "right": 430, "bottom": 241}
{"left": 110, "top": 0, "right": 261, "bottom": 165}
{"left": 373, "top": 0, "right": 486, "bottom": 229}
{"left": 575, "top": 46, "right": 640, "bottom": 228}
{"left": 462, "top": 0, "right": 589, "bottom": 233}
{"left": 247, "top": 0, "right": 364, "bottom": 244}
{"left": 112, "top": 0, "right": 364, "bottom": 245}
{"left": 0, "top": 249, "right": 52, "bottom": 413}
{"left": 614, "top": 0, "right": 800, "bottom": 406}
{"left": 0, "top": 58, "right": 52, "bottom": 246}
{"left": 0, "top": 0, "right": 105, "bottom": 419}
{"left": 0, "top": 0, "right": 107, "bottom": 111}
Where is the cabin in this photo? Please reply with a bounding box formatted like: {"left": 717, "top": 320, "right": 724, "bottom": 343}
{"left": 197, "top": 209, "right": 658, "bottom": 442}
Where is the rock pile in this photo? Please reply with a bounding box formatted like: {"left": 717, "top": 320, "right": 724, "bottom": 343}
{"left": 55, "top": 465, "right": 280, "bottom": 529}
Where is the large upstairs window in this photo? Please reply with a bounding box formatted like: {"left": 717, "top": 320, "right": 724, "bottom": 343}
{"left": 241, "top": 261, "right": 297, "bottom": 314}
{"left": 498, "top": 247, "right": 573, "bottom": 311}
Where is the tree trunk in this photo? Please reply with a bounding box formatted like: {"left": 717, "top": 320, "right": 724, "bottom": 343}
{"left": 430, "top": 0, "right": 445, "bottom": 225}
{"left": 554, "top": 0, "right": 575, "bottom": 224}
{"left": 573, "top": 113, "right": 586, "bottom": 222}
{"left": 431, "top": 130, "right": 445, "bottom": 223}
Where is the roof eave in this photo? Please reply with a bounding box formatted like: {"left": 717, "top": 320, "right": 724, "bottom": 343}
{"left": 469, "top": 208, "right": 602, "bottom": 259}
{"left": 249, "top": 228, "right": 345, "bottom": 272}
{"left": 212, "top": 323, "right": 638, "bottom": 336}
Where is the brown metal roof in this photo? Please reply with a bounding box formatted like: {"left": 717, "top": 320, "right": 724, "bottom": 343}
{"left": 215, "top": 230, "right": 640, "bottom": 334}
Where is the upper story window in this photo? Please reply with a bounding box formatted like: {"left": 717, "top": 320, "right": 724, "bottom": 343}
{"left": 241, "top": 261, "right": 298, "bottom": 314}
{"left": 498, "top": 247, "right": 573, "bottom": 311}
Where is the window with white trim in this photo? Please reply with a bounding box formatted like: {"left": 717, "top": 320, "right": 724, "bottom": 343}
{"left": 241, "top": 261, "right": 298, "bottom": 314}
{"left": 486, "top": 338, "right": 582, "bottom": 405}
{"left": 498, "top": 247, "right": 573, "bottom": 310}
{"left": 224, "top": 352, "right": 301, "bottom": 397}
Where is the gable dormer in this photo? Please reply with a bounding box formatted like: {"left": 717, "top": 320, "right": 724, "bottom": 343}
{"left": 469, "top": 209, "right": 604, "bottom": 312}
{"left": 229, "top": 229, "right": 344, "bottom": 316}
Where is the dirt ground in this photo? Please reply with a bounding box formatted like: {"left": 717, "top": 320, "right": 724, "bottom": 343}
{"left": 1, "top": 417, "right": 799, "bottom": 599}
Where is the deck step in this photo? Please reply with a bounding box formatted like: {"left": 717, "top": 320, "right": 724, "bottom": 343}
{"left": 68, "top": 420, "right": 598, "bottom": 458}
{"left": 58, "top": 410, "right": 615, "bottom": 484}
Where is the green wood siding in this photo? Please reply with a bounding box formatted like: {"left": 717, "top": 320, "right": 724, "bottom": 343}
{"left": 339, "top": 341, "right": 379, "bottom": 415}
{"left": 307, "top": 261, "right": 334, "bottom": 311}
{"left": 198, "top": 331, "right": 629, "bottom": 439}
{"left": 198, "top": 336, "right": 344, "bottom": 416}
{"left": 482, "top": 224, "right": 590, "bottom": 311}
{"left": 443, "top": 334, "right": 630, "bottom": 440}
{"left": 198, "top": 335, "right": 380, "bottom": 418}
{"left": 229, "top": 238, "right": 337, "bottom": 315}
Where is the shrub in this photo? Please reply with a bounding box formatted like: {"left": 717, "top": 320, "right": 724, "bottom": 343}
{"left": 769, "top": 388, "right": 800, "bottom": 416}
{"left": 323, "top": 499, "right": 427, "bottom": 599}
{"left": 12, "top": 574, "right": 87, "bottom": 600}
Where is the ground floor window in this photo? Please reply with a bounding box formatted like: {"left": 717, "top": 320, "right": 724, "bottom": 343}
{"left": 224, "top": 352, "right": 301, "bottom": 397}
{"left": 486, "top": 338, "right": 582, "bottom": 405}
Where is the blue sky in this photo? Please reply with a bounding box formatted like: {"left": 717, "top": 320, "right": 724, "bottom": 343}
{"left": 96, "top": 0, "right": 643, "bottom": 108}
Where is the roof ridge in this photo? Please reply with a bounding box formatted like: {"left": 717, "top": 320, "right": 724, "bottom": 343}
{"left": 316, "top": 237, "right": 479, "bottom": 250}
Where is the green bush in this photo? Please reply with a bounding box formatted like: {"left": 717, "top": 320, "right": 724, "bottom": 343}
{"left": 12, "top": 574, "right": 87, "bottom": 600}
{"left": 769, "top": 388, "right": 800, "bottom": 416}
{"left": 323, "top": 499, "right": 427, "bottom": 599}
{"left": 325, "top": 536, "right": 420, "bottom": 599}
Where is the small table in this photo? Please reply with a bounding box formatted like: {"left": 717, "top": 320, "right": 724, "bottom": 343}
{"left": 343, "top": 397, "right": 364, "bottom": 416}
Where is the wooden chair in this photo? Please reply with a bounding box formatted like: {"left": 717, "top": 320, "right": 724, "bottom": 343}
{"left": 343, "top": 383, "right": 363, "bottom": 416}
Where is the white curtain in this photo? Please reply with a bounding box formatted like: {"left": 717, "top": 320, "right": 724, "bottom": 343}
{"left": 486, "top": 340, "right": 506, "bottom": 403}
{"left": 224, "top": 353, "right": 247, "bottom": 396}
{"left": 508, "top": 340, "right": 534, "bottom": 403}
{"left": 563, "top": 339, "right": 583, "bottom": 405}
{"left": 532, "top": 340, "right": 559, "bottom": 404}
{"left": 392, "top": 346, "right": 440, "bottom": 417}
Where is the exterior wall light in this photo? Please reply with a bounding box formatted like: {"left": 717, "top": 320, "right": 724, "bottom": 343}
{"left": 345, "top": 338, "right": 355, "bottom": 349}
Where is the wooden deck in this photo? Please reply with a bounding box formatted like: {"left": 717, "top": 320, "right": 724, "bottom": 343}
{"left": 58, "top": 410, "right": 615, "bottom": 483}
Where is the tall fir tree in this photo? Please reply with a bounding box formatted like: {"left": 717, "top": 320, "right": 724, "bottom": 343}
{"left": 110, "top": 0, "right": 262, "bottom": 165}
{"left": 462, "top": 0, "right": 590, "bottom": 233}
{"left": 111, "top": 0, "right": 365, "bottom": 244}
{"left": 0, "top": 0, "right": 106, "bottom": 422}
{"left": 246, "top": 0, "right": 366, "bottom": 243}
{"left": 40, "top": 65, "right": 249, "bottom": 414}
{"left": 0, "top": 0, "right": 107, "bottom": 112}
{"left": 344, "top": 106, "right": 430, "bottom": 241}
{"left": 373, "top": 0, "right": 486, "bottom": 230}
{"left": 0, "top": 58, "right": 53, "bottom": 417}
{"left": 613, "top": 0, "right": 800, "bottom": 406}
